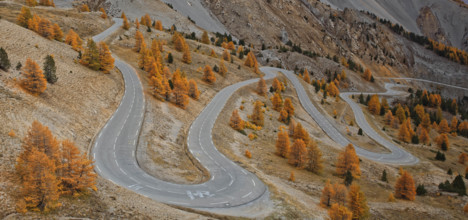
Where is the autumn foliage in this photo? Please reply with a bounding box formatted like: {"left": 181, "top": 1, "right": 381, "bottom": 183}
{"left": 347, "top": 184, "right": 369, "bottom": 219}
{"left": 288, "top": 139, "right": 308, "bottom": 168}
{"left": 328, "top": 204, "right": 352, "bottom": 220}
{"left": 363, "top": 69, "right": 372, "bottom": 81}
{"left": 230, "top": 110, "right": 244, "bottom": 131}
{"left": 306, "top": 140, "right": 322, "bottom": 173}
{"left": 250, "top": 101, "right": 264, "bottom": 126}
{"left": 80, "top": 39, "right": 114, "bottom": 73}
{"left": 203, "top": 65, "right": 216, "bottom": 84}
{"left": 436, "top": 133, "right": 450, "bottom": 151}
{"left": 121, "top": 12, "right": 130, "bottom": 30}
{"left": 367, "top": 94, "right": 381, "bottom": 115}
{"left": 16, "top": 121, "right": 96, "bottom": 213}
{"left": 257, "top": 76, "right": 267, "bottom": 96}
{"left": 18, "top": 8, "right": 63, "bottom": 41}
{"left": 21, "top": 58, "right": 47, "bottom": 96}
{"left": 275, "top": 129, "right": 290, "bottom": 158}
{"left": 336, "top": 144, "right": 361, "bottom": 178}
{"left": 394, "top": 170, "right": 416, "bottom": 201}
{"left": 65, "top": 29, "right": 83, "bottom": 51}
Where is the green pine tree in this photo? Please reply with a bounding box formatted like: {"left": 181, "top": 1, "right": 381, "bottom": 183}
{"left": 43, "top": 55, "right": 57, "bottom": 84}
{"left": 0, "top": 47, "right": 11, "bottom": 71}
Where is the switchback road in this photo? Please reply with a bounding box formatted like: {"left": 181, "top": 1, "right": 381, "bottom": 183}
{"left": 92, "top": 19, "right": 271, "bottom": 209}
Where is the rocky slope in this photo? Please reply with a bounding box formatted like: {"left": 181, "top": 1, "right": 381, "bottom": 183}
{"left": 322, "top": 0, "right": 468, "bottom": 51}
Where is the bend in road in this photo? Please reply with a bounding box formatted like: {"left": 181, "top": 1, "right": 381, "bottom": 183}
{"left": 260, "top": 67, "right": 419, "bottom": 165}
{"left": 92, "top": 18, "right": 271, "bottom": 209}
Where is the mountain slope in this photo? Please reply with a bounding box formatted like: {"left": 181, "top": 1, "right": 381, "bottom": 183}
{"left": 322, "top": 0, "right": 468, "bottom": 50}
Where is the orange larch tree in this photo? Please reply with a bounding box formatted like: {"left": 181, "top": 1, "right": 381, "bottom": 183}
{"left": 363, "top": 69, "right": 372, "bottom": 81}
{"left": 250, "top": 101, "right": 264, "bottom": 126}
{"left": 283, "top": 98, "right": 295, "bottom": 117}
{"left": 320, "top": 180, "right": 335, "bottom": 208}
{"left": 327, "top": 81, "right": 340, "bottom": 97}
{"left": 306, "top": 140, "right": 323, "bottom": 173}
{"left": 394, "top": 170, "right": 416, "bottom": 201}
{"left": 439, "top": 119, "right": 451, "bottom": 134}
{"left": 219, "top": 59, "right": 228, "bottom": 76}
{"left": 418, "top": 126, "right": 430, "bottom": 145}
{"left": 134, "top": 30, "right": 145, "bottom": 52}
{"left": 17, "top": 6, "right": 33, "bottom": 27}
{"left": 80, "top": 38, "right": 101, "bottom": 71}
{"left": 278, "top": 109, "right": 289, "bottom": 124}
{"left": 172, "top": 70, "right": 189, "bottom": 109}
{"left": 303, "top": 69, "right": 311, "bottom": 83}
{"left": 21, "top": 58, "right": 47, "bottom": 96}
{"left": 149, "top": 75, "right": 166, "bottom": 100}
{"left": 222, "top": 49, "right": 231, "bottom": 62}
{"left": 288, "top": 139, "right": 308, "bottom": 168}
{"left": 154, "top": 20, "right": 163, "bottom": 31}
{"left": 203, "top": 65, "right": 216, "bottom": 84}
{"left": 38, "top": 17, "right": 54, "bottom": 40}
{"left": 59, "top": 140, "right": 96, "bottom": 196}
{"left": 16, "top": 148, "right": 60, "bottom": 213}
{"left": 348, "top": 184, "right": 369, "bottom": 220}
{"left": 52, "top": 23, "right": 63, "bottom": 41}
{"left": 99, "top": 8, "right": 107, "bottom": 19}
{"left": 384, "top": 110, "right": 394, "bottom": 125}
{"left": 230, "top": 110, "right": 244, "bottom": 131}
{"left": 188, "top": 79, "right": 200, "bottom": 100}
{"left": 80, "top": 4, "right": 90, "bottom": 12}
{"left": 257, "top": 76, "right": 267, "bottom": 96}
{"left": 275, "top": 129, "right": 290, "bottom": 158}
{"left": 398, "top": 119, "right": 412, "bottom": 143}
{"left": 98, "top": 42, "right": 114, "bottom": 74}
{"left": 328, "top": 204, "right": 352, "bottom": 220}
{"left": 272, "top": 78, "right": 283, "bottom": 93}
{"left": 293, "top": 122, "right": 310, "bottom": 145}
{"left": 436, "top": 133, "right": 450, "bottom": 151}
{"left": 201, "top": 31, "right": 210, "bottom": 44}
{"left": 336, "top": 144, "right": 361, "bottom": 178}
{"left": 122, "top": 12, "right": 130, "bottom": 30}
{"left": 331, "top": 183, "right": 348, "bottom": 206}
{"left": 272, "top": 92, "right": 283, "bottom": 111}
{"left": 182, "top": 43, "right": 192, "bottom": 64}
{"left": 367, "top": 94, "right": 381, "bottom": 115}
{"left": 65, "top": 29, "right": 83, "bottom": 51}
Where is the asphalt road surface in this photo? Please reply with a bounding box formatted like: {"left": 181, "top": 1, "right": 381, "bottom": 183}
{"left": 92, "top": 19, "right": 273, "bottom": 208}
{"left": 377, "top": 77, "right": 468, "bottom": 92}
{"left": 261, "top": 67, "right": 419, "bottom": 165}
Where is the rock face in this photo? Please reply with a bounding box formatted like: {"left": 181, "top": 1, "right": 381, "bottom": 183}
{"left": 323, "top": 0, "right": 468, "bottom": 51}
{"left": 416, "top": 7, "right": 448, "bottom": 45}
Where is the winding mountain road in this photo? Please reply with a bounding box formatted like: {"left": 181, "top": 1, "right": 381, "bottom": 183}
{"left": 261, "top": 67, "right": 419, "bottom": 165}
{"left": 92, "top": 19, "right": 271, "bottom": 208}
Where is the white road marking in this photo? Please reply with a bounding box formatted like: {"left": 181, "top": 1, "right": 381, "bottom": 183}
{"left": 216, "top": 187, "right": 228, "bottom": 192}
{"left": 210, "top": 201, "right": 229, "bottom": 205}
{"left": 252, "top": 179, "right": 256, "bottom": 187}
{"left": 242, "top": 192, "right": 252, "bottom": 198}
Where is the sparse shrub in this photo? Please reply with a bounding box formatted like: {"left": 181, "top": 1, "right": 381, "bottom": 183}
{"left": 245, "top": 150, "right": 252, "bottom": 158}
{"left": 416, "top": 184, "right": 427, "bottom": 196}
{"left": 8, "top": 130, "right": 15, "bottom": 137}
{"left": 435, "top": 151, "right": 446, "bottom": 161}
{"left": 381, "top": 169, "right": 388, "bottom": 182}
{"left": 388, "top": 193, "right": 395, "bottom": 202}
{"left": 358, "top": 128, "right": 363, "bottom": 136}
{"left": 289, "top": 171, "right": 295, "bottom": 182}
